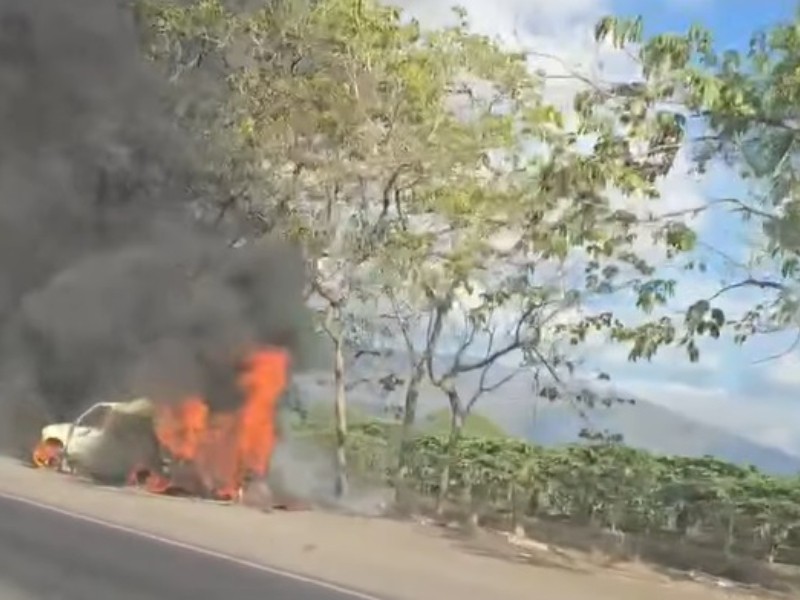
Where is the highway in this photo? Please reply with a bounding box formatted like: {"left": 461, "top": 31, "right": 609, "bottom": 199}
{"left": 0, "top": 494, "right": 380, "bottom": 600}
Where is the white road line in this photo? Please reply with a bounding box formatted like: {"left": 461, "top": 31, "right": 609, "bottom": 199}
{"left": 0, "top": 490, "right": 384, "bottom": 600}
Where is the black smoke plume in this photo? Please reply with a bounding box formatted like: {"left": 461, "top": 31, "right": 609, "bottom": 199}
{"left": 0, "top": 0, "right": 315, "bottom": 454}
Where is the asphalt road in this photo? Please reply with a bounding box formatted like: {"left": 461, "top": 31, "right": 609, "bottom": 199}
{"left": 0, "top": 494, "right": 379, "bottom": 600}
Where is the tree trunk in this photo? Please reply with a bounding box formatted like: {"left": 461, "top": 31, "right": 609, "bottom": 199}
{"left": 397, "top": 360, "right": 424, "bottom": 470}
{"left": 333, "top": 333, "right": 348, "bottom": 498}
{"left": 393, "top": 359, "right": 425, "bottom": 508}
{"left": 435, "top": 390, "right": 464, "bottom": 517}
{"left": 510, "top": 484, "right": 526, "bottom": 537}
{"left": 723, "top": 513, "right": 735, "bottom": 557}
{"left": 467, "top": 483, "right": 480, "bottom": 529}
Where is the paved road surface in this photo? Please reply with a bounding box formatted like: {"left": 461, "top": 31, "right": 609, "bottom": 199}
{"left": 0, "top": 494, "right": 379, "bottom": 600}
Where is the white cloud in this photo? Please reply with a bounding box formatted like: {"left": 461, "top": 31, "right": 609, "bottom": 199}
{"left": 762, "top": 351, "right": 800, "bottom": 388}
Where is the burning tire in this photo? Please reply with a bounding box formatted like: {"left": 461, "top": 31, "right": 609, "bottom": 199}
{"left": 32, "top": 438, "right": 63, "bottom": 469}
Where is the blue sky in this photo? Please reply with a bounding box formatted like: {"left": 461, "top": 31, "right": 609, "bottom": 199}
{"left": 614, "top": 0, "right": 796, "bottom": 46}
{"left": 395, "top": 0, "right": 800, "bottom": 456}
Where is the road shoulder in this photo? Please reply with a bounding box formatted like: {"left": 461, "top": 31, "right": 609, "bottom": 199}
{"left": 0, "top": 458, "right": 766, "bottom": 600}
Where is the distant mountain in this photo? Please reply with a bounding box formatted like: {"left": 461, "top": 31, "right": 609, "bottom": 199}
{"left": 517, "top": 399, "right": 800, "bottom": 475}
{"left": 295, "top": 352, "right": 800, "bottom": 476}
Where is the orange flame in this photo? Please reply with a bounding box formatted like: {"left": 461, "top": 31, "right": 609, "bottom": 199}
{"left": 32, "top": 439, "right": 63, "bottom": 469}
{"left": 134, "top": 347, "right": 289, "bottom": 500}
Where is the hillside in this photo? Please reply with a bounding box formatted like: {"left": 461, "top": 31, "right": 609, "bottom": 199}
{"left": 295, "top": 352, "right": 800, "bottom": 475}
{"left": 519, "top": 398, "right": 800, "bottom": 475}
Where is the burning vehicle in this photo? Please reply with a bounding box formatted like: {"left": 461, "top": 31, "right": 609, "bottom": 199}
{"left": 32, "top": 348, "right": 292, "bottom": 504}
{"left": 1, "top": 0, "right": 319, "bottom": 513}
{"left": 32, "top": 397, "right": 160, "bottom": 474}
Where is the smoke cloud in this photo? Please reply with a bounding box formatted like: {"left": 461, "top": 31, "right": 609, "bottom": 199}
{"left": 0, "top": 0, "right": 315, "bottom": 453}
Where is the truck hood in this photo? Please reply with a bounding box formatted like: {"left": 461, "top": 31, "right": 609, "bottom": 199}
{"left": 41, "top": 423, "right": 74, "bottom": 444}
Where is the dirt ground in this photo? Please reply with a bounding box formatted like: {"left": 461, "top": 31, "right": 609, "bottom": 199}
{"left": 0, "top": 457, "right": 785, "bottom": 600}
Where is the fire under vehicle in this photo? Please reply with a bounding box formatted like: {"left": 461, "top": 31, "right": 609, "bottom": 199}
{"left": 31, "top": 348, "right": 300, "bottom": 506}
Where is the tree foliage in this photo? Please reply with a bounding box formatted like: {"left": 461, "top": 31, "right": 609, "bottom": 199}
{"left": 137, "top": 0, "right": 701, "bottom": 357}
{"left": 594, "top": 10, "right": 800, "bottom": 357}
{"left": 333, "top": 422, "right": 800, "bottom": 566}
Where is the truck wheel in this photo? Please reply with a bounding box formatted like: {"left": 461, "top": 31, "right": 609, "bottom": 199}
{"left": 32, "top": 439, "right": 63, "bottom": 469}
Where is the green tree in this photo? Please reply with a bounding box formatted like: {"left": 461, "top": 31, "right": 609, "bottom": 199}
{"left": 136, "top": 0, "right": 703, "bottom": 499}
{"left": 366, "top": 7, "right": 702, "bottom": 506}
{"left": 592, "top": 11, "right": 800, "bottom": 358}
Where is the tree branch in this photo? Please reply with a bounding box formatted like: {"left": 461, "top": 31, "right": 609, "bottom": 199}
{"left": 708, "top": 278, "right": 786, "bottom": 302}
{"left": 425, "top": 301, "right": 449, "bottom": 385}
{"left": 465, "top": 362, "right": 520, "bottom": 413}
{"left": 455, "top": 300, "right": 545, "bottom": 373}
{"left": 640, "top": 197, "right": 779, "bottom": 224}
{"left": 384, "top": 290, "right": 419, "bottom": 362}
{"left": 751, "top": 330, "right": 800, "bottom": 365}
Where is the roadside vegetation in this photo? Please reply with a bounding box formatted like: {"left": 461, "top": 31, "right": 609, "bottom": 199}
{"left": 292, "top": 409, "right": 800, "bottom": 586}
{"left": 132, "top": 0, "right": 800, "bottom": 586}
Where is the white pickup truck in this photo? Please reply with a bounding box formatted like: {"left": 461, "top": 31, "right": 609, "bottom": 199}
{"left": 32, "top": 398, "right": 163, "bottom": 479}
